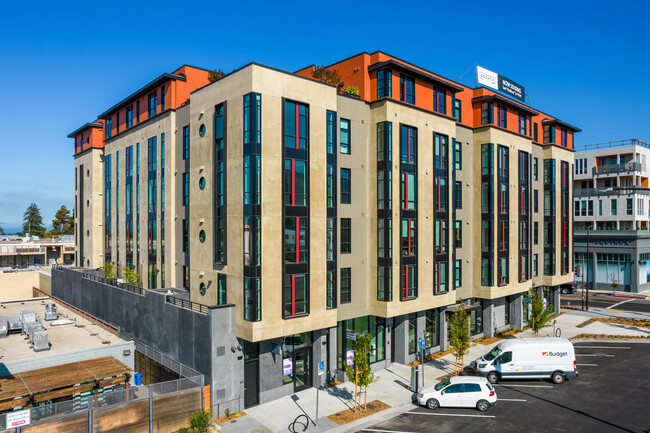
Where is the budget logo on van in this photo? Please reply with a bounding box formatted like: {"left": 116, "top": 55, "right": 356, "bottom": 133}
{"left": 542, "top": 351, "right": 568, "bottom": 357}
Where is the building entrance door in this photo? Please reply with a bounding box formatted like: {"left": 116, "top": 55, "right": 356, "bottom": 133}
{"left": 244, "top": 359, "right": 259, "bottom": 407}
{"left": 293, "top": 348, "right": 312, "bottom": 392}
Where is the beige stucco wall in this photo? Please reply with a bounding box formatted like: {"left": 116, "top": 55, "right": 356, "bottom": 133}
{"left": 74, "top": 148, "right": 104, "bottom": 269}
{"left": 0, "top": 271, "right": 40, "bottom": 301}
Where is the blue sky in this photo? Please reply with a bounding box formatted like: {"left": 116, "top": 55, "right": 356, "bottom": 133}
{"left": 1, "top": 0, "right": 649, "bottom": 233}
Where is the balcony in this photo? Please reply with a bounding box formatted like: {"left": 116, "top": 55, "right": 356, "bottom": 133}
{"left": 574, "top": 187, "right": 650, "bottom": 198}
{"left": 592, "top": 162, "right": 643, "bottom": 176}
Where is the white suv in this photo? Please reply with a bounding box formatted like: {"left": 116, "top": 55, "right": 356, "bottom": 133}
{"left": 417, "top": 376, "right": 497, "bottom": 412}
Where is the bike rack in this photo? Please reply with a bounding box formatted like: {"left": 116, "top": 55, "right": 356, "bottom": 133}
{"left": 291, "top": 414, "right": 309, "bottom": 433}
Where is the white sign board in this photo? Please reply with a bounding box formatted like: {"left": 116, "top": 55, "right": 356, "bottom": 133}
{"left": 6, "top": 409, "right": 30, "bottom": 428}
{"left": 477, "top": 66, "right": 499, "bottom": 90}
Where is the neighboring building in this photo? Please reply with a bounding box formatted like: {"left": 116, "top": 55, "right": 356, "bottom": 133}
{"left": 0, "top": 235, "right": 75, "bottom": 269}
{"left": 68, "top": 52, "right": 577, "bottom": 407}
{"left": 574, "top": 139, "right": 650, "bottom": 292}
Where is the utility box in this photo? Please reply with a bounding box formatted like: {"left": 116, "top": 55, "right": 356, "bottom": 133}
{"left": 44, "top": 303, "right": 58, "bottom": 321}
{"left": 32, "top": 329, "right": 49, "bottom": 351}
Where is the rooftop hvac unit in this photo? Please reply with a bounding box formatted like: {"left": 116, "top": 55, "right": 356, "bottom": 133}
{"left": 44, "top": 303, "right": 58, "bottom": 321}
{"left": 32, "top": 328, "right": 49, "bottom": 351}
{"left": 19, "top": 310, "right": 36, "bottom": 325}
{"left": 27, "top": 322, "right": 42, "bottom": 340}
{"left": 7, "top": 316, "right": 21, "bottom": 331}
{"left": 0, "top": 317, "right": 7, "bottom": 337}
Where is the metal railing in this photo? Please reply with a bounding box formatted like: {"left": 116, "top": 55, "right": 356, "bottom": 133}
{"left": 0, "top": 375, "right": 204, "bottom": 428}
{"left": 591, "top": 162, "right": 643, "bottom": 176}
{"left": 575, "top": 138, "right": 650, "bottom": 152}
{"left": 573, "top": 187, "right": 650, "bottom": 198}
{"left": 166, "top": 295, "right": 209, "bottom": 314}
{"left": 82, "top": 272, "right": 145, "bottom": 295}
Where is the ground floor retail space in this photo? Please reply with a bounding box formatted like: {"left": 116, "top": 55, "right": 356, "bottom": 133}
{"left": 239, "top": 287, "right": 561, "bottom": 408}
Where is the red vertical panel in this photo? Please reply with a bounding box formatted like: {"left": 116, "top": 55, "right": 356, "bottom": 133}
{"left": 292, "top": 274, "right": 296, "bottom": 316}
{"left": 296, "top": 217, "right": 300, "bottom": 263}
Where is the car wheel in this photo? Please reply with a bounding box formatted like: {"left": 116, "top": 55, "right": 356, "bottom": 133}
{"left": 426, "top": 398, "right": 439, "bottom": 410}
{"left": 487, "top": 372, "right": 499, "bottom": 384}
{"left": 552, "top": 372, "right": 565, "bottom": 384}
{"left": 476, "top": 399, "right": 490, "bottom": 412}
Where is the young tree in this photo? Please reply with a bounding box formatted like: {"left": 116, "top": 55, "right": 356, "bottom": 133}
{"left": 608, "top": 271, "right": 619, "bottom": 294}
{"left": 103, "top": 262, "right": 117, "bottom": 279}
{"left": 0, "top": 226, "right": 4, "bottom": 235}
{"left": 448, "top": 299, "right": 472, "bottom": 375}
{"left": 52, "top": 205, "right": 74, "bottom": 236}
{"left": 178, "top": 409, "right": 213, "bottom": 433}
{"left": 122, "top": 266, "right": 141, "bottom": 286}
{"left": 311, "top": 65, "right": 342, "bottom": 85}
{"left": 22, "top": 203, "right": 46, "bottom": 238}
{"left": 528, "top": 284, "right": 553, "bottom": 337}
{"left": 208, "top": 69, "right": 225, "bottom": 82}
{"left": 345, "top": 333, "right": 378, "bottom": 412}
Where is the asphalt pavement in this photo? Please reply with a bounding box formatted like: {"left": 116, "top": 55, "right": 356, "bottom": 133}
{"left": 561, "top": 291, "right": 650, "bottom": 315}
{"left": 358, "top": 342, "right": 650, "bottom": 433}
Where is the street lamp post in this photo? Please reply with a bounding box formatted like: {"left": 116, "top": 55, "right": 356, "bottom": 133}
{"left": 586, "top": 227, "right": 590, "bottom": 311}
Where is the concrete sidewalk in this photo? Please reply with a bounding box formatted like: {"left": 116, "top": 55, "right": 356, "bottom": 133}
{"left": 216, "top": 310, "right": 649, "bottom": 433}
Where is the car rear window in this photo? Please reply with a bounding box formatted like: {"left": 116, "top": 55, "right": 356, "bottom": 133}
{"left": 486, "top": 382, "right": 494, "bottom": 391}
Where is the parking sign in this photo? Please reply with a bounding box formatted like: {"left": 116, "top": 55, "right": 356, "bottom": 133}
{"left": 418, "top": 338, "right": 425, "bottom": 350}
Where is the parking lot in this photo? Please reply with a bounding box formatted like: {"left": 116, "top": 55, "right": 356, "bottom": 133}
{"left": 358, "top": 342, "right": 649, "bottom": 433}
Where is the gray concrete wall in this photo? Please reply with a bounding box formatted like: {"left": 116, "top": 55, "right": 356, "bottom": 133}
{"left": 50, "top": 267, "right": 241, "bottom": 415}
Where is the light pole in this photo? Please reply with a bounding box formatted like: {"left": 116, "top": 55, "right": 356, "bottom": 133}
{"left": 585, "top": 226, "right": 590, "bottom": 311}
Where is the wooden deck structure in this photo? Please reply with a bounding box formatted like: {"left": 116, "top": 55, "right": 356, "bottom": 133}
{"left": 0, "top": 356, "right": 131, "bottom": 412}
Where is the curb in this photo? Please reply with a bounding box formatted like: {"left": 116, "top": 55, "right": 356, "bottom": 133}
{"left": 330, "top": 402, "right": 416, "bottom": 433}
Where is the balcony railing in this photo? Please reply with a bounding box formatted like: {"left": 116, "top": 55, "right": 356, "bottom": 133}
{"left": 575, "top": 139, "right": 650, "bottom": 152}
{"left": 592, "top": 162, "right": 643, "bottom": 176}
{"left": 574, "top": 187, "right": 650, "bottom": 198}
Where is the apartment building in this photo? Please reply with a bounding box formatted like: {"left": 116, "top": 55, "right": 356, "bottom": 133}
{"left": 69, "top": 52, "right": 577, "bottom": 407}
{"left": 0, "top": 235, "right": 75, "bottom": 269}
{"left": 574, "top": 139, "right": 650, "bottom": 292}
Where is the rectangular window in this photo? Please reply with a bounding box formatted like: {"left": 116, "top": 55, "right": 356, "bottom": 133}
{"left": 481, "top": 102, "right": 493, "bottom": 125}
{"left": 215, "top": 103, "right": 226, "bottom": 264}
{"left": 244, "top": 155, "right": 261, "bottom": 206}
{"left": 401, "top": 264, "right": 417, "bottom": 300}
{"left": 627, "top": 198, "right": 633, "bottom": 215}
{"left": 408, "top": 315, "right": 417, "bottom": 354}
{"left": 588, "top": 200, "right": 594, "bottom": 216}
{"left": 243, "top": 277, "right": 261, "bottom": 322}
{"left": 105, "top": 118, "right": 112, "bottom": 139}
{"left": 519, "top": 114, "right": 526, "bottom": 135}
{"left": 327, "top": 270, "right": 337, "bottom": 309}
{"left": 340, "top": 268, "right": 351, "bottom": 304}
{"left": 217, "top": 275, "right": 227, "bottom": 305}
{"left": 148, "top": 91, "right": 157, "bottom": 117}
{"left": 454, "top": 220, "right": 462, "bottom": 248}
{"left": 340, "top": 218, "right": 351, "bottom": 253}
{"left": 533, "top": 158, "right": 538, "bottom": 181}
{"left": 399, "top": 76, "right": 415, "bottom": 104}
{"left": 284, "top": 100, "right": 308, "bottom": 150}
{"left": 126, "top": 106, "right": 133, "bottom": 128}
{"left": 182, "top": 173, "right": 189, "bottom": 206}
{"left": 454, "top": 260, "right": 462, "bottom": 288}
{"left": 340, "top": 168, "right": 351, "bottom": 204}
{"left": 182, "top": 219, "right": 188, "bottom": 252}
{"left": 377, "top": 266, "right": 392, "bottom": 301}
{"left": 283, "top": 274, "right": 309, "bottom": 318}
{"left": 326, "top": 110, "right": 336, "bottom": 154}
{"left": 377, "top": 69, "right": 392, "bottom": 98}
{"left": 147, "top": 179, "right": 157, "bottom": 213}
{"left": 533, "top": 123, "right": 538, "bottom": 141}
{"left": 534, "top": 189, "right": 539, "bottom": 213}
{"left": 449, "top": 96, "right": 460, "bottom": 123}
{"left": 453, "top": 139, "right": 462, "bottom": 170}
{"left": 284, "top": 217, "right": 308, "bottom": 264}
{"left": 340, "top": 119, "right": 351, "bottom": 154}
{"left": 544, "top": 124, "right": 555, "bottom": 144}
{"left": 243, "top": 217, "right": 261, "bottom": 267}
{"left": 497, "top": 105, "right": 507, "bottom": 128}
{"left": 534, "top": 221, "right": 538, "bottom": 245}
{"left": 284, "top": 159, "right": 308, "bottom": 206}
{"left": 401, "top": 172, "right": 416, "bottom": 210}
{"left": 401, "top": 218, "right": 417, "bottom": 257}
{"left": 433, "top": 88, "right": 446, "bottom": 114}
{"left": 327, "top": 218, "right": 336, "bottom": 260}
{"left": 183, "top": 266, "right": 189, "bottom": 290}
{"left": 611, "top": 199, "right": 617, "bottom": 215}
{"left": 136, "top": 100, "right": 140, "bottom": 124}
{"left": 182, "top": 125, "right": 189, "bottom": 160}
{"left": 377, "top": 121, "right": 392, "bottom": 162}
{"left": 599, "top": 199, "right": 603, "bottom": 216}
{"left": 454, "top": 181, "right": 462, "bottom": 209}
{"left": 401, "top": 125, "right": 417, "bottom": 165}
{"left": 327, "top": 164, "right": 336, "bottom": 208}
{"left": 160, "top": 86, "right": 166, "bottom": 111}
{"left": 377, "top": 219, "right": 392, "bottom": 258}
{"left": 434, "top": 219, "right": 448, "bottom": 254}
{"left": 561, "top": 129, "right": 567, "bottom": 147}
{"left": 533, "top": 254, "right": 538, "bottom": 277}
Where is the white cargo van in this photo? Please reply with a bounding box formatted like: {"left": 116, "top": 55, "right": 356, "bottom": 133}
{"left": 470, "top": 338, "right": 577, "bottom": 384}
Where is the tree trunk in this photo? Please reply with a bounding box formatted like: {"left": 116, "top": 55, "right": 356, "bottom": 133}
{"left": 364, "top": 385, "right": 367, "bottom": 410}
{"left": 354, "top": 373, "right": 358, "bottom": 413}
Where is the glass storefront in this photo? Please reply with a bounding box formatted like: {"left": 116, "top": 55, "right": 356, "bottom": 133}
{"left": 542, "top": 287, "right": 555, "bottom": 311}
{"left": 282, "top": 332, "right": 312, "bottom": 387}
{"left": 337, "top": 316, "right": 386, "bottom": 370}
{"left": 468, "top": 302, "right": 483, "bottom": 336}
{"left": 424, "top": 309, "right": 439, "bottom": 349}
{"left": 408, "top": 314, "right": 417, "bottom": 354}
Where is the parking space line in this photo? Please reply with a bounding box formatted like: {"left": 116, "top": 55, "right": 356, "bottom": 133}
{"left": 574, "top": 346, "right": 630, "bottom": 349}
{"left": 494, "top": 384, "right": 553, "bottom": 388}
{"left": 363, "top": 429, "right": 420, "bottom": 433}
{"left": 406, "top": 411, "right": 495, "bottom": 418}
{"left": 499, "top": 398, "right": 526, "bottom": 402}
{"left": 576, "top": 354, "right": 614, "bottom": 357}
{"left": 577, "top": 363, "right": 597, "bottom": 366}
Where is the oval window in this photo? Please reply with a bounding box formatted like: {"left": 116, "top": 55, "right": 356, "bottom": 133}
{"left": 199, "top": 124, "right": 206, "bottom": 137}
{"left": 199, "top": 282, "right": 206, "bottom": 296}
{"left": 199, "top": 230, "right": 206, "bottom": 243}
{"left": 199, "top": 177, "right": 206, "bottom": 190}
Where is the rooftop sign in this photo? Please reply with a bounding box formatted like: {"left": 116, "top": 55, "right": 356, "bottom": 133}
{"left": 477, "top": 66, "right": 526, "bottom": 103}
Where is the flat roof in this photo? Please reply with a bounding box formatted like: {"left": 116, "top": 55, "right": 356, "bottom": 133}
{"left": 66, "top": 122, "right": 103, "bottom": 138}
{"left": 0, "top": 298, "right": 128, "bottom": 365}
{"left": 368, "top": 59, "right": 464, "bottom": 93}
